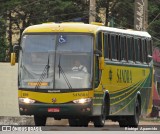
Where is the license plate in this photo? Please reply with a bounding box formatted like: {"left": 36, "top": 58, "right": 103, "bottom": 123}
{"left": 48, "top": 108, "right": 60, "bottom": 112}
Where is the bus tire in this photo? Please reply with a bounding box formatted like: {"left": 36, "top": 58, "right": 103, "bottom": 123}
{"left": 119, "top": 119, "right": 129, "bottom": 127}
{"left": 68, "top": 119, "right": 89, "bottom": 127}
{"left": 34, "top": 115, "right": 47, "bottom": 126}
{"left": 79, "top": 119, "right": 89, "bottom": 127}
{"left": 129, "top": 99, "right": 140, "bottom": 127}
{"left": 94, "top": 100, "right": 106, "bottom": 127}
{"left": 68, "top": 119, "right": 80, "bottom": 127}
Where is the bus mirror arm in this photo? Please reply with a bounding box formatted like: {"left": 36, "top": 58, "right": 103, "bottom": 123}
{"left": 94, "top": 49, "right": 102, "bottom": 57}
{"left": 10, "top": 44, "right": 21, "bottom": 66}
{"left": 94, "top": 49, "right": 104, "bottom": 70}
{"left": 13, "top": 44, "right": 22, "bottom": 52}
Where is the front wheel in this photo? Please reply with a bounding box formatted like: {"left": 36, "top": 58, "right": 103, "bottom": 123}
{"left": 94, "top": 101, "right": 106, "bottom": 127}
{"left": 68, "top": 119, "right": 80, "bottom": 127}
{"left": 34, "top": 115, "right": 47, "bottom": 126}
{"left": 68, "top": 119, "right": 89, "bottom": 127}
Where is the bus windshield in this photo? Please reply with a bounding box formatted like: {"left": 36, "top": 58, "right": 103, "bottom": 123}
{"left": 19, "top": 34, "right": 93, "bottom": 90}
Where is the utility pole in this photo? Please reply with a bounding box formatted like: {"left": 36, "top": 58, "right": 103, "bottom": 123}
{"left": 144, "top": 0, "right": 148, "bottom": 30}
{"left": 89, "top": 0, "right": 96, "bottom": 23}
{"left": 134, "top": 0, "right": 148, "bottom": 31}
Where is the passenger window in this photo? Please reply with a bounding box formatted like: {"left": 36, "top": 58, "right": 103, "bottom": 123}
{"left": 116, "top": 35, "right": 120, "bottom": 60}
{"left": 120, "top": 36, "right": 126, "bottom": 61}
{"left": 139, "top": 39, "right": 143, "bottom": 63}
{"left": 147, "top": 39, "right": 152, "bottom": 63}
{"left": 135, "top": 38, "right": 140, "bottom": 63}
{"left": 104, "top": 33, "right": 111, "bottom": 59}
{"left": 143, "top": 39, "right": 147, "bottom": 63}
{"left": 110, "top": 34, "right": 117, "bottom": 60}
{"left": 97, "top": 32, "right": 102, "bottom": 52}
{"left": 127, "top": 36, "right": 133, "bottom": 61}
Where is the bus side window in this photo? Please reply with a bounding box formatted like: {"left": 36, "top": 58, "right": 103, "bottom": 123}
{"left": 135, "top": 38, "right": 140, "bottom": 63}
{"left": 110, "top": 34, "right": 117, "bottom": 60}
{"left": 147, "top": 39, "right": 153, "bottom": 63}
{"left": 132, "top": 37, "right": 136, "bottom": 62}
{"left": 144, "top": 39, "right": 148, "bottom": 63}
{"left": 127, "top": 36, "right": 133, "bottom": 62}
{"left": 140, "top": 39, "right": 143, "bottom": 63}
{"left": 116, "top": 35, "right": 120, "bottom": 61}
{"left": 125, "top": 36, "right": 128, "bottom": 62}
{"left": 104, "top": 33, "right": 111, "bottom": 60}
{"left": 120, "top": 35, "right": 126, "bottom": 61}
{"left": 143, "top": 39, "right": 147, "bottom": 63}
{"left": 97, "top": 32, "right": 102, "bottom": 52}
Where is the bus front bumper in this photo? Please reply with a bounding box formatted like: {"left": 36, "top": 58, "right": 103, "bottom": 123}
{"left": 19, "top": 103, "right": 92, "bottom": 118}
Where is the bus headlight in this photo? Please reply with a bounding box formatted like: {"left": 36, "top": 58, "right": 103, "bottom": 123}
{"left": 73, "top": 98, "right": 91, "bottom": 104}
{"left": 19, "top": 98, "right": 35, "bottom": 104}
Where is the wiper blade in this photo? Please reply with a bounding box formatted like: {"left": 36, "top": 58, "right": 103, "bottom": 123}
{"left": 46, "top": 54, "right": 50, "bottom": 78}
{"left": 35, "top": 54, "right": 50, "bottom": 90}
{"left": 58, "top": 55, "right": 72, "bottom": 89}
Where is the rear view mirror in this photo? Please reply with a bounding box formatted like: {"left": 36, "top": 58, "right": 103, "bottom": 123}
{"left": 13, "top": 45, "right": 21, "bottom": 52}
{"left": 94, "top": 49, "right": 102, "bottom": 57}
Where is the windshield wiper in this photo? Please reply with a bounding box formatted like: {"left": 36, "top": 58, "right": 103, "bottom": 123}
{"left": 35, "top": 54, "right": 50, "bottom": 90}
{"left": 58, "top": 55, "right": 72, "bottom": 89}
{"left": 46, "top": 54, "right": 50, "bottom": 78}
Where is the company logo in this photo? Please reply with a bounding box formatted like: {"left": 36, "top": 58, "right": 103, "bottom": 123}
{"left": 52, "top": 98, "right": 57, "bottom": 103}
{"left": 2, "top": 126, "right": 11, "bottom": 131}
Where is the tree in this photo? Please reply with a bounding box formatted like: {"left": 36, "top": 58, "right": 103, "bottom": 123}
{"left": 0, "top": 0, "right": 159, "bottom": 63}
{"left": 97, "top": 0, "right": 134, "bottom": 28}
{"left": 3, "top": 0, "right": 89, "bottom": 45}
{"left": 0, "top": 0, "right": 9, "bottom": 61}
{"left": 147, "top": 0, "right": 160, "bottom": 46}
{"left": 0, "top": 18, "right": 8, "bottom": 62}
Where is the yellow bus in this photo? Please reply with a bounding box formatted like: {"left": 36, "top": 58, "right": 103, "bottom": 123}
{"left": 11, "top": 22, "right": 153, "bottom": 127}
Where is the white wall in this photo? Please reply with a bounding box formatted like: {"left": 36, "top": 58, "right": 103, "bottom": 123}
{"left": 0, "top": 63, "right": 19, "bottom": 116}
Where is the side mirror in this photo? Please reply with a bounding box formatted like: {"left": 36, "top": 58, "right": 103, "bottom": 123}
{"left": 99, "top": 57, "right": 104, "bottom": 70}
{"left": 10, "top": 44, "right": 21, "bottom": 66}
{"left": 10, "top": 53, "right": 16, "bottom": 66}
{"left": 13, "top": 45, "right": 21, "bottom": 52}
{"left": 94, "top": 49, "right": 102, "bottom": 57}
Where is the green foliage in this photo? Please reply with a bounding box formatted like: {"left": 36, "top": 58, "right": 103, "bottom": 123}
{"left": 0, "top": 17, "right": 8, "bottom": 62}
{"left": 97, "top": 0, "right": 134, "bottom": 28}
{"left": 148, "top": 0, "right": 160, "bottom": 46}
{"left": 0, "top": 0, "right": 159, "bottom": 62}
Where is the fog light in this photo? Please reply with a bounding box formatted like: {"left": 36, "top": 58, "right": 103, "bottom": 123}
{"left": 20, "top": 108, "right": 23, "bottom": 111}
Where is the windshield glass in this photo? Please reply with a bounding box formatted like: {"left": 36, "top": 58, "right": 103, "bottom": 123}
{"left": 19, "top": 34, "right": 93, "bottom": 90}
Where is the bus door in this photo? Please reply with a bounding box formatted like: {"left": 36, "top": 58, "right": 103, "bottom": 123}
{"left": 94, "top": 32, "right": 103, "bottom": 88}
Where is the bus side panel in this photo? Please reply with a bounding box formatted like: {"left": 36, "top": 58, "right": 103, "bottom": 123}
{"left": 101, "top": 63, "right": 152, "bottom": 116}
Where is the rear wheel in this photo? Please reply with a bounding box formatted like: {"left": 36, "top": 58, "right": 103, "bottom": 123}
{"left": 119, "top": 99, "right": 140, "bottom": 127}
{"left": 119, "top": 119, "right": 129, "bottom": 127}
{"left": 129, "top": 99, "right": 140, "bottom": 127}
{"left": 34, "top": 115, "right": 47, "bottom": 126}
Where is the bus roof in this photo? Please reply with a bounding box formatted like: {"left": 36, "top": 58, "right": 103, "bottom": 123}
{"left": 98, "top": 26, "right": 151, "bottom": 38}
{"left": 23, "top": 22, "right": 151, "bottom": 38}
